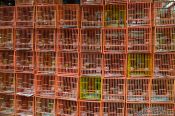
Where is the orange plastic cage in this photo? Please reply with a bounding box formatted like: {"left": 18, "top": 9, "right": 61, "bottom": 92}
{"left": 16, "top": 0, "right": 34, "bottom": 5}
{"left": 81, "top": 0, "right": 103, "bottom": 5}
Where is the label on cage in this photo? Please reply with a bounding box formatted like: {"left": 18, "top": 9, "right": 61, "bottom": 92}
{"left": 96, "top": 67, "right": 101, "bottom": 73}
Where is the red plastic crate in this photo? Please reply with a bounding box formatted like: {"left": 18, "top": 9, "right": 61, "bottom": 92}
{"left": 155, "top": 27, "right": 175, "bottom": 52}
{"left": 81, "top": 28, "right": 102, "bottom": 52}
{"left": 104, "top": 54, "right": 126, "bottom": 77}
{"left": 35, "top": 97, "right": 55, "bottom": 116}
{"left": 154, "top": 53, "right": 175, "bottom": 78}
{"left": 16, "top": 96, "right": 34, "bottom": 116}
{"left": 0, "top": 6, "right": 15, "bottom": 27}
{"left": 57, "top": 52, "right": 79, "bottom": 74}
{"left": 0, "top": 28, "right": 13, "bottom": 50}
{"left": 16, "top": 6, "right": 35, "bottom": 27}
{"left": 81, "top": 5, "right": 103, "bottom": 28}
{"left": 105, "top": 0, "right": 127, "bottom": 4}
{"left": 81, "top": 0, "right": 103, "bottom": 5}
{"left": 128, "top": 2, "right": 151, "bottom": 26}
{"left": 80, "top": 53, "right": 102, "bottom": 76}
{"left": 36, "top": 5, "right": 56, "bottom": 28}
{"left": 151, "top": 79, "right": 174, "bottom": 103}
{"left": 79, "top": 101, "right": 101, "bottom": 116}
{"left": 56, "top": 75, "right": 78, "bottom": 100}
{"left": 15, "top": 51, "right": 34, "bottom": 73}
{"left": 103, "top": 28, "right": 127, "bottom": 53}
{"left": 0, "top": 94, "right": 15, "bottom": 115}
{"left": 16, "top": 0, "right": 34, "bottom": 5}
{"left": 57, "top": 99, "right": 78, "bottom": 116}
{"left": 128, "top": 27, "right": 152, "bottom": 53}
{"left": 36, "top": 52, "right": 56, "bottom": 74}
{"left": 35, "top": 74, "right": 55, "bottom": 98}
{"left": 102, "top": 102, "right": 125, "bottom": 116}
{"left": 57, "top": 28, "right": 79, "bottom": 52}
{"left": 127, "top": 79, "right": 150, "bottom": 103}
{"left": 16, "top": 73, "right": 34, "bottom": 97}
{"left": 0, "top": 72, "right": 15, "bottom": 94}
{"left": 0, "top": 50, "right": 14, "bottom": 72}
{"left": 57, "top": 4, "right": 80, "bottom": 28}
{"left": 15, "top": 28, "right": 34, "bottom": 50}
{"left": 103, "top": 79, "right": 125, "bottom": 101}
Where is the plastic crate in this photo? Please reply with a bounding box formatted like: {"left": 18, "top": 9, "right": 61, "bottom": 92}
{"left": 35, "top": 97, "right": 55, "bottom": 116}
{"left": 126, "top": 103, "right": 149, "bottom": 116}
{"left": 127, "top": 53, "right": 152, "bottom": 78}
{"left": 15, "top": 28, "right": 34, "bottom": 50}
{"left": 57, "top": 28, "right": 79, "bottom": 52}
{"left": 128, "top": 27, "right": 152, "bottom": 53}
{"left": 128, "top": 2, "right": 151, "bottom": 26}
{"left": 16, "top": 73, "right": 34, "bottom": 97}
{"left": 0, "top": 94, "right": 15, "bottom": 115}
{"left": 105, "top": 0, "right": 127, "bottom": 4}
{"left": 79, "top": 101, "right": 101, "bottom": 116}
{"left": 81, "top": 0, "right": 103, "bottom": 5}
{"left": 16, "top": 0, "right": 34, "bottom": 5}
{"left": 103, "top": 79, "right": 125, "bottom": 101}
{"left": 154, "top": 1, "right": 175, "bottom": 26}
{"left": 127, "top": 79, "right": 150, "bottom": 103}
{"left": 154, "top": 53, "right": 175, "bottom": 78}
{"left": 102, "top": 102, "right": 125, "bottom": 116}
{"left": 0, "top": 28, "right": 13, "bottom": 50}
{"left": 81, "top": 28, "right": 102, "bottom": 52}
{"left": 35, "top": 74, "right": 55, "bottom": 98}
{"left": 104, "top": 4, "right": 127, "bottom": 27}
{"left": 57, "top": 4, "right": 80, "bottom": 28}
{"left": 15, "top": 50, "right": 34, "bottom": 73}
{"left": 103, "top": 28, "right": 127, "bottom": 53}
{"left": 81, "top": 5, "right": 103, "bottom": 28}
{"left": 56, "top": 75, "right": 78, "bottom": 100}
{"left": 16, "top": 6, "right": 35, "bottom": 27}
{"left": 35, "top": 28, "right": 56, "bottom": 52}
{"left": 80, "top": 76, "right": 101, "bottom": 100}
{"left": 57, "top": 99, "right": 78, "bottom": 116}
{"left": 81, "top": 53, "right": 102, "bottom": 76}
{"left": 151, "top": 79, "right": 174, "bottom": 103}
{"left": 155, "top": 27, "right": 175, "bottom": 52}
{"left": 16, "top": 96, "right": 34, "bottom": 116}
{"left": 0, "top": 50, "right": 14, "bottom": 72}
{"left": 104, "top": 54, "right": 126, "bottom": 78}
{"left": 36, "top": 5, "right": 56, "bottom": 28}
{"left": 0, "top": 6, "right": 15, "bottom": 27}
{"left": 0, "top": 72, "right": 15, "bottom": 94}
{"left": 57, "top": 52, "right": 79, "bottom": 75}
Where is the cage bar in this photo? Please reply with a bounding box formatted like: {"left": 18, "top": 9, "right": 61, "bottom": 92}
{"left": 102, "top": 102, "right": 125, "bottom": 116}
{"left": 128, "top": 2, "right": 151, "bottom": 26}
{"left": 0, "top": 94, "right": 15, "bottom": 115}
{"left": 35, "top": 74, "right": 55, "bottom": 98}
{"left": 103, "top": 79, "right": 125, "bottom": 101}
{"left": 129, "top": 0, "right": 152, "bottom": 2}
{"left": 127, "top": 79, "right": 150, "bottom": 103}
{"left": 104, "top": 54, "right": 126, "bottom": 78}
{"left": 56, "top": 75, "right": 78, "bottom": 100}
{"left": 81, "top": 53, "right": 102, "bottom": 76}
{"left": 35, "top": 97, "right": 55, "bottom": 116}
{"left": 0, "top": 28, "right": 13, "bottom": 50}
{"left": 80, "top": 76, "right": 101, "bottom": 100}
{"left": 127, "top": 53, "right": 152, "bottom": 78}
{"left": 57, "top": 4, "right": 80, "bottom": 28}
{"left": 36, "top": 5, "right": 56, "bottom": 28}
{"left": 81, "top": 0, "right": 103, "bottom": 5}
{"left": 57, "top": 99, "right": 78, "bottom": 116}
{"left": 155, "top": 27, "right": 175, "bottom": 52}
{"left": 0, "top": 72, "right": 15, "bottom": 94}
{"left": 0, "top": 6, "right": 15, "bottom": 27}
{"left": 105, "top": 0, "right": 127, "bottom": 4}
{"left": 16, "top": 73, "right": 34, "bottom": 97}
{"left": 16, "top": 0, "right": 34, "bottom": 5}
{"left": 57, "top": 28, "right": 79, "bottom": 52}
{"left": 16, "top": 96, "right": 34, "bottom": 116}
{"left": 81, "top": 5, "right": 103, "bottom": 28}
{"left": 16, "top": 6, "right": 35, "bottom": 27}
{"left": 151, "top": 79, "right": 174, "bottom": 103}
{"left": 81, "top": 28, "right": 102, "bottom": 52}
{"left": 79, "top": 101, "right": 101, "bottom": 116}
{"left": 103, "top": 28, "right": 126, "bottom": 53}
{"left": 104, "top": 4, "right": 127, "bottom": 27}
{"left": 36, "top": 0, "right": 62, "bottom": 4}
